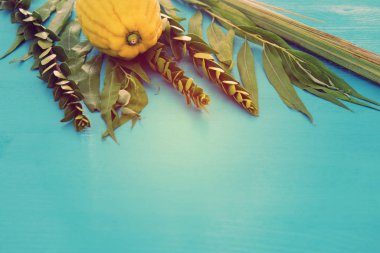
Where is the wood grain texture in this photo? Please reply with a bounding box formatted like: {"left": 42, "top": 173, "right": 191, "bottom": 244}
{"left": 0, "top": 1, "right": 379, "bottom": 253}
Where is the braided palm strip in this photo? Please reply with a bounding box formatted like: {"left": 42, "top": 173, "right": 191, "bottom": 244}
{"left": 188, "top": 45, "right": 258, "bottom": 115}
{"left": 145, "top": 44, "right": 210, "bottom": 110}
{"left": 163, "top": 15, "right": 258, "bottom": 116}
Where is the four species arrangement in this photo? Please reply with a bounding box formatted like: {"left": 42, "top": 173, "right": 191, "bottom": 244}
{"left": 1, "top": 0, "right": 379, "bottom": 142}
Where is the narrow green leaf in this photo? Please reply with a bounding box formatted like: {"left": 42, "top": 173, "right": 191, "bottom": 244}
{"left": 195, "top": 0, "right": 254, "bottom": 27}
{"left": 281, "top": 54, "right": 351, "bottom": 111}
{"left": 77, "top": 54, "right": 103, "bottom": 112}
{"left": 237, "top": 39, "right": 258, "bottom": 114}
{"left": 291, "top": 50, "right": 379, "bottom": 107}
{"left": 181, "top": 0, "right": 210, "bottom": 8}
{"left": 338, "top": 94, "right": 380, "bottom": 111}
{"left": 188, "top": 11, "right": 203, "bottom": 38}
{"left": 304, "top": 87, "right": 351, "bottom": 111}
{"left": 0, "top": 35, "right": 25, "bottom": 59}
{"left": 207, "top": 22, "right": 235, "bottom": 69}
{"left": 263, "top": 44, "right": 312, "bottom": 121}
{"left": 325, "top": 70, "right": 379, "bottom": 106}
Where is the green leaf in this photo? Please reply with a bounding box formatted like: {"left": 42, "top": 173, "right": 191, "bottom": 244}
{"left": 197, "top": 0, "right": 254, "bottom": 27}
{"left": 48, "top": 0, "right": 75, "bottom": 35}
{"left": 34, "top": 0, "right": 60, "bottom": 22}
{"left": 207, "top": 22, "right": 235, "bottom": 70}
{"left": 77, "top": 54, "right": 103, "bottom": 112}
{"left": 182, "top": 0, "right": 210, "bottom": 8}
{"left": 263, "top": 44, "right": 312, "bottom": 121}
{"left": 0, "top": 35, "right": 25, "bottom": 59}
{"left": 100, "top": 59, "right": 124, "bottom": 143}
{"left": 69, "top": 40, "right": 93, "bottom": 58}
{"left": 57, "top": 19, "right": 81, "bottom": 56}
{"left": 159, "top": 0, "right": 185, "bottom": 21}
{"left": 237, "top": 39, "right": 258, "bottom": 115}
{"left": 305, "top": 87, "right": 351, "bottom": 111}
{"left": 67, "top": 41, "right": 93, "bottom": 82}
{"left": 330, "top": 74, "right": 380, "bottom": 107}
{"left": 119, "top": 60, "right": 151, "bottom": 84}
{"left": 102, "top": 74, "right": 149, "bottom": 138}
{"left": 186, "top": 34, "right": 218, "bottom": 54}
{"left": 9, "top": 52, "right": 33, "bottom": 63}
{"left": 281, "top": 54, "right": 351, "bottom": 111}
{"left": 289, "top": 50, "right": 379, "bottom": 108}
{"left": 188, "top": 11, "right": 203, "bottom": 38}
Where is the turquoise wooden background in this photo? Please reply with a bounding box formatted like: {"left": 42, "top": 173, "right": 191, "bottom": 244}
{"left": 0, "top": 0, "right": 379, "bottom": 252}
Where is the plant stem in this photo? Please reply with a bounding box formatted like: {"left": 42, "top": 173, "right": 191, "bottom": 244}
{"left": 218, "top": 0, "right": 380, "bottom": 84}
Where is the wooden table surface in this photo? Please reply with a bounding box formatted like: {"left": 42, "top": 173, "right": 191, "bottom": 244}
{"left": 0, "top": 0, "right": 379, "bottom": 252}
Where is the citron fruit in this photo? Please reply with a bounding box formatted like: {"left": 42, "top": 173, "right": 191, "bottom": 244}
{"left": 76, "top": 0, "right": 163, "bottom": 60}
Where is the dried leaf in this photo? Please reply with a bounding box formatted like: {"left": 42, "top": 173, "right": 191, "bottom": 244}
{"left": 0, "top": 35, "right": 25, "bottom": 59}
